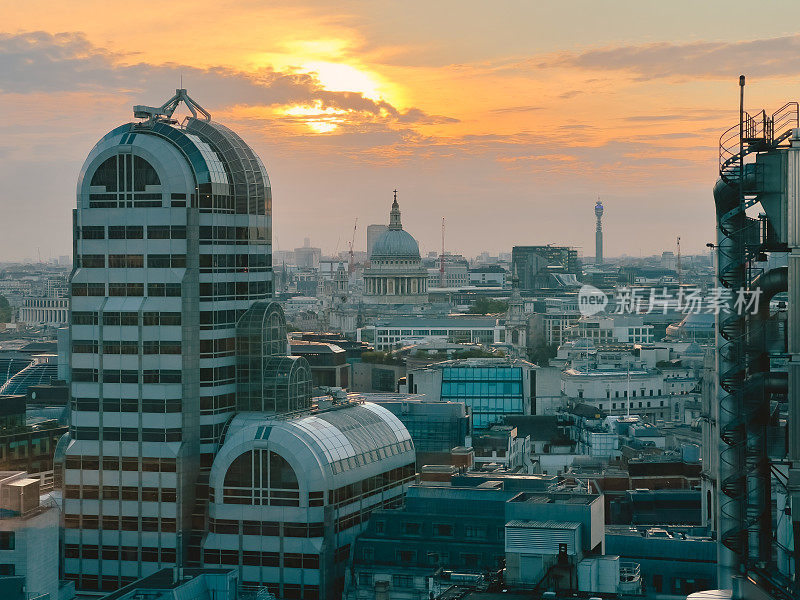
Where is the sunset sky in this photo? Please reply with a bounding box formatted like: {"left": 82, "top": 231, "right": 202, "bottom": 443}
{"left": 4, "top": 1, "right": 800, "bottom": 261}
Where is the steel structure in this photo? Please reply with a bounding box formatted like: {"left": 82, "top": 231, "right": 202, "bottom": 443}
{"left": 595, "top": 197, "right": 604, "bottom": 265}
{"left": 713, "top": 76, "right": 798, "bottom": 599}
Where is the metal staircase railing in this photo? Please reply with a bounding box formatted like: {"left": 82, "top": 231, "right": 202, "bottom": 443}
{"left": 716, "top": 99, "right": 799, "bottom": 574}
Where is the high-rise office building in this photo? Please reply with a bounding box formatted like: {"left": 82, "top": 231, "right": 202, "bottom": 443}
{"left": 62, "top": 90, "right": 273, "bottom": 591}
{"left": 61, "top": 91, "right": 417, "bottom": 600}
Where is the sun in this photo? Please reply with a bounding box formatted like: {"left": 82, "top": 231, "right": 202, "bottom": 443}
{"left": 300, "top": 61, "right": 385, "bottom": 101}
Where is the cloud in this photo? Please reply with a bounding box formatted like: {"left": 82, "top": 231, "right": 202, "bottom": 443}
{"left": 489, "top": 105, "right": 544, "bottom": 114}
{"left": 544, "top": 34, "right": 800, "bottom": 80}
{"left": 0, "top": 31, "right": 450, "bottom": 126}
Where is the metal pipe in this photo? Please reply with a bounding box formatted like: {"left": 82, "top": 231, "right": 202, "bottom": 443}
{"left": 746, "top": 266, "right": 787, "bottom": 564}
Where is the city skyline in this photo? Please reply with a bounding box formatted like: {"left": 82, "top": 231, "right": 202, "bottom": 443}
{"left": 5, "top": 1, "right": 800, "bottom": 259}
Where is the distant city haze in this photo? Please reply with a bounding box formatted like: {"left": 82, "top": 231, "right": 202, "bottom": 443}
{"left": 4, "top": 1, "right": 800, "bottom": 260}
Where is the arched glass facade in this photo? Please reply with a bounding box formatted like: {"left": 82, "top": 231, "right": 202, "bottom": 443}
{"left": 222, "top": 449, "right": 299, "bottom": 506}
{"left": 236, "top": 301, "right": 312, "bottom": 413}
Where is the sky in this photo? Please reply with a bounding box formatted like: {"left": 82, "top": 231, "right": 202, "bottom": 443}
{"left": 4, "top": 0, "right": 800, "bottom": 261}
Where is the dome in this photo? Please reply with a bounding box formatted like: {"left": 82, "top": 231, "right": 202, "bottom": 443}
{"left": 369, "top": 193, "right": 421, "bottom": 260}
{"left": 370, "top": 228, "right": 420, "bottom": 260}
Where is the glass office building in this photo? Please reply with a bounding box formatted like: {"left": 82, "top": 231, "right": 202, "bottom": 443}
{"left": 441, "top": 365, "right": 525, "bottom": 429}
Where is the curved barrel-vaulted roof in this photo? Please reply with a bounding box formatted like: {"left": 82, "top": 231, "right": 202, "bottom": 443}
{"left": 210, "top": 402, "right": 415, "bottom": 496}
{"left": 77, "top": 89, "right": 270, "bottom": 216}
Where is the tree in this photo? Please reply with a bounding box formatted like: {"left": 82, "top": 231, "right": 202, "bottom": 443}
{"left": 468, "top": 298, "right": 509, "bottom": 314}
{"left": 361, "top": 351, "right": 403, "bottom": 365}
{"left": 0, "top": 295, "right": 11, "bottom": 323}
{"left": 527, "top": 343, "right": 558, "bottom": 366}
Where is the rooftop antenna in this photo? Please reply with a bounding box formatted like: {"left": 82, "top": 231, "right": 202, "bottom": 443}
{"left": 133, "top": 88, "right": 211, "bottom": 122}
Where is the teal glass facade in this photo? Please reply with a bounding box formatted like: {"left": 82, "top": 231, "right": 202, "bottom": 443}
{"left": 440, "top": 366, "right": 524, "bottom": 429}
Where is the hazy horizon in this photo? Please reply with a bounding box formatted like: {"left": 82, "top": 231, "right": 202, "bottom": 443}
{"left": 4, "top": 1, "right": 800, "bottom": 260}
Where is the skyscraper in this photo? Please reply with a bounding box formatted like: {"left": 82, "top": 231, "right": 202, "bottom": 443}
{"left": 61, "top": 91, "right": 417, "bottom": 600}
{"left": 595, "top": 197, "right": 604, "bottom": 265}
{"left": 63, "top": 90, "right": 273, "bottom": 591}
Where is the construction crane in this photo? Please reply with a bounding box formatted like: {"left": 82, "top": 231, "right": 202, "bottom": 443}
{"left": 348, "top": 218, "right": 358, "bottom": 274}
{"left": 440, "top": 217, "right": 446, "bottom": 287}
{"left": 676, "top": 236, "right": 682, "bottom": 285}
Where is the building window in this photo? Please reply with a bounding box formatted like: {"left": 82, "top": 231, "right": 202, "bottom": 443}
{"left": 433, "top": 523, "right": 453, "bottom": 537}
{"left": 392, "top": 574, "right": 414, "bottom": 588}
{"left": 0, "top": 564, "right": 15, "bottom": 576}
{"left": 402, "top": 522, "right": 421, "bottom": 535}
{"left": 396, "top": 550, "right": 416, "bottom": 563}
{"left": 0, "top": 532, "right": 13, "bottom": 550}
{"left": 465, "top": 525, "right": 486, "bottom": 539}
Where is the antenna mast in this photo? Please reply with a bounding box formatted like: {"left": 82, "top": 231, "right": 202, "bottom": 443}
{"left": 348, "top": 218, "right": 358, "bottom": 274}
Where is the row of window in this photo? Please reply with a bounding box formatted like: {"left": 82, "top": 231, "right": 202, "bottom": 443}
{"left": 199, "top": 280, "right": 271, "bottom": 299}
{"left": 78, "top": 254, "right": 187, "bottom": 269}
{"left": 209, "top": 518, "right": 324, "bottom": 537}
{"left": 200, "top": 392, "right": 236, "bottom": 414}
{"left": 600, "top": 389, "right": 663, "bottom": 398}
{"left": 200, "top": 308, "right": 247, "bottom": 329}
{"left": 72, "top": 369, "right": 182, "bottom": 383}
{"left": 64, "top": 455, "right": 177, "bottom": 472}
{"left": 200, "top": 364, "right": 236, "bottom": 385}
{"left": 604, "top": 401, "right": 666, "bottom": 410}
{"left": 73, "top": 311, "right": 182, "bottom": 326}
{"left": 200, "top": 337, "right": 236, "bottom": 358}
{"left": 79, "top": 225, "right": 187, "bottom": 240}
{"left": 72, "top": 283, "right": 182, "bottom": 297}
{"left": 72, "top": 340, "right": 181, "bottom": 355}
{"left": 391, "top": 521, "right": 497, "bottom": 539}
{"left": 64, "top": 544, "right": 176, "bottom": 563}
{"left": 198, "top": 225, "right": 270, "bottom": 245}
{"left": 199, "top": 253, "right": 270, "bottom": 271}
{"left": 64, "top": 514, "right": 176, "bottom": 531}
{"left": 203, "top": 549, "right": 319, "bottom": 569}
{"left": 329, "top": 462, "right": 415, "bottom": 508}
{"left": 64, "top": 485, "right": 176, "bottom": 502}
{"left": 70, "top": 427, "right": 182, "bottom": 442}
{"left": 72, "top": 397, "right": 182, "bottom": 413}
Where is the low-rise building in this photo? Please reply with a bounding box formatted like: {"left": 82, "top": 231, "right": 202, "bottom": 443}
{"left": 290, "top": 341, "right": 351, "bottom": 388}
{"left": 0, "top": 394, "right": 67, "bottom": 478}
{"left": 401, "top": 358, "right": 536, "bottom": 430}
{"left": 346, "top": 482, "right": 605, "bottom": 600}
{"left": 97, "top": 567, "right": 240, "bottom": 600}
{"left": 468, "top": 265, "right": 506, "bottom": 288}
{"left": 358, "top": 316, "right": 505, "bottom": 351}
{"left": 18, "top": 297, "right": 70, "bottom": 328}
{"left": 0, "top": 471, "right": 62, "bottom": 600}
{"left": 605, "top": 525, "right": 716, "bottom": 596}
{"left": 355, "top": 393, "right": 470, "bottom": 467}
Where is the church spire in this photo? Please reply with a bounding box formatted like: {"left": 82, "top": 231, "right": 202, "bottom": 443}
{"left": 389, "top": 189, "right": 402, "bottom": 230}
